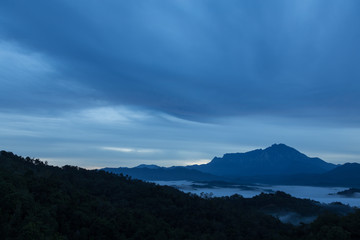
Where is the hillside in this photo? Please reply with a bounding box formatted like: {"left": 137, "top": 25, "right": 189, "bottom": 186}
{"left": 1, "top": 150, "right": 360, "bottom": 239}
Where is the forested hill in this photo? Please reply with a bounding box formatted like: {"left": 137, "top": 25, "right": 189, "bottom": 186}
{"left": 1, "top": 151, "right": 360, "bottom": 240}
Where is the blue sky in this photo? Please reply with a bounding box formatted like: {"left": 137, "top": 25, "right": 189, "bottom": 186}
{"left": 1, "top": 0, "right": 360, "bottom": 168}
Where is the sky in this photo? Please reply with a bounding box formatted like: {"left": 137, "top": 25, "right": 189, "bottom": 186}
{"left": 1, "top": 0, "right": 360, "bottom": 168}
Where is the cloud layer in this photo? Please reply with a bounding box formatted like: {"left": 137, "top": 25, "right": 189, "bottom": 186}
{"left": 1, "top": 0, "right": 360, "bottom": 122}
{"left": 1, "top": 1, "right": 360, "bottom": 166}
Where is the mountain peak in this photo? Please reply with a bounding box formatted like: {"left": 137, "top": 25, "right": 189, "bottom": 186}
{"left": 269, "top": 143, "right": 290, "bottom": 148}
{"left": 264, "top": 143, "right": 304, "bottom": 156}
{"left": 266, "top": 143, "right": 298, "bottom": 151}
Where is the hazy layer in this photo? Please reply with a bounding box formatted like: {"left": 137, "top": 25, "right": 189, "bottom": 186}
{"left": 153, "top": 181, "right": 360, "bottom": 207}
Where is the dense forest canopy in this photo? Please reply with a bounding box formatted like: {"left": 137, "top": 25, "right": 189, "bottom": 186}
{"left": 0, "top": 150, "right": 359, "bottom": 240}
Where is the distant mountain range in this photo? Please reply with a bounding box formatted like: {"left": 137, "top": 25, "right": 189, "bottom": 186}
{"left": 103, "top": 144, "right": 360, "bottom": 187}
{"left": 102, "top": 165, "right": 223, "bottom": 181}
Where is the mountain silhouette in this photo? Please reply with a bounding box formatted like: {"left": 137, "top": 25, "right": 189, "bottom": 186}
{"left": 317, "top": 163, "right": 360, "bottom": 186}
{"left": 187, "top": 144, "right": 336, "bottom": 177}
{"left": 102, "top": 144, "right": 360, "bottom": 187}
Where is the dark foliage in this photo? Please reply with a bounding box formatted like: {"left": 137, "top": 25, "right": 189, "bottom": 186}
{"left": 0, "top": 151, "right": 359, "bottom": 239}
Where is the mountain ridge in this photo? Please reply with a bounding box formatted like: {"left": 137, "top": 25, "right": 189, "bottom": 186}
{"left": 102, "top": 144, "right": 360, "bottom": 187}
{"left": 187, "top": 144, "right": 336, "bottom": 177}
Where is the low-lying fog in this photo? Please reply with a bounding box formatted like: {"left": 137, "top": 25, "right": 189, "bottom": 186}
{"left": 152, "top": 181, "right": 360, "bottom": 207}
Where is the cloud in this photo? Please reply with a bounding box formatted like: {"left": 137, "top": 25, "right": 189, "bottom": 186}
{"left": 1, "top": 0, "right": 360, "bottom": 124}
{"left": 79, "top": 107, "right": 151, "bottom": 124}
{"left": 0, "top": 40, "right": 98, "bottom": 114}
{"left": 1, "top": 106, "right": 360, "bottom": 167}
{"left": 101, "top": 147, "right": 161, "bottom": 154}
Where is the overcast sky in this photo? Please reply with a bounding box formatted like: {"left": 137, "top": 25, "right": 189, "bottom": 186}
{"left": 1, "top": 0, "right": 360, "bottom": 168}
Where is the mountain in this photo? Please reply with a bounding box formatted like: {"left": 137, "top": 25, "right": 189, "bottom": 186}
{"left": 317, "top": 163, "right": 360, "bottom": 187}
{"left": 103, "top": 166, "right": 225, "bottom": 181}
{"left": 188, "top": 144, "right": 337, "bottom": 177}
{"left": 323, "top": 162, "right": 360, "bottom": 178}
{"left": 102, "top": 144, "right": 360, "bottom": 187}
{"left": 221, "top": 162, "right": 360, "bottom": 188}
